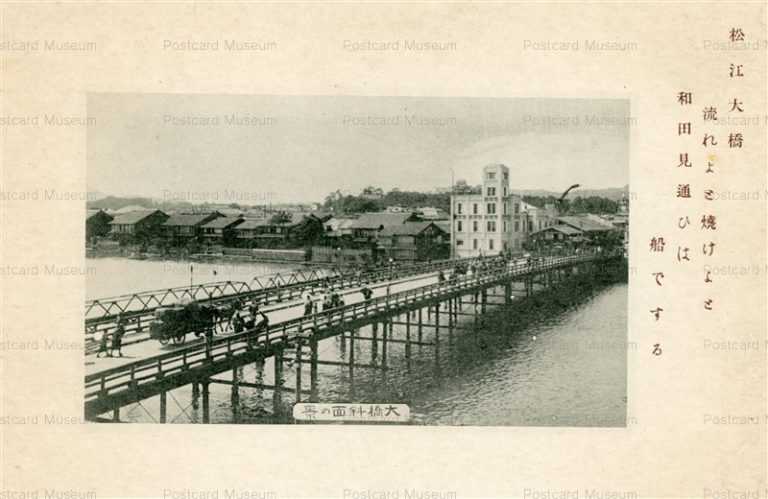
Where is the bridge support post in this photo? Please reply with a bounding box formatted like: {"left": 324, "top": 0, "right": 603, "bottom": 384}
{"left": 192, "top": 381, "right": 200, "bottom": 410}
{"left": 201, "top": 379, "right": 210, "bottom": 424}
{"left": 112, "top": 406, "right": 120, "bottom": 423}
{"left": 434, "top": 304, "right": 440, "bottom": 365}
{"left": 159, "top": 390, "right": 167, "bottom": 423}
{"left": 371, "top": 323, "right": 378, "bottom": 361}
{"left": 231, "top": 367, "right": 240, "bottom": 422}
{"left": 295, "top": 338, "right": 303, "bottom": 403}
{"left": 254, "top": 356, "right": 264, "bottom": 384}
{"left": 505, "top": 283, "right": 511, "bottom": 305}
{"left": 348, "top": 329, "right": 356, "bottom": 384}
{"left": 405, "top": 311, "right": 411, "bottom": 360}
{"left": 481, "top": 290, "right": 487, "bottom": 314}
{"left": 310, "top": 335, "right": 319, "bottom": 402}
{"left": 381, "top": 321, "right": 388, "bottom": 369}
{"left": 455, "top": 297, "right": 460, "bottom": 322}
{"left": 446, "top": 299, "right": 452, "bottom": 343}
{"left": 418, "top": 308, "right": 423, "bottom": 343}
{"left": 273, "top": 348, "right": 284, "bottom": 418}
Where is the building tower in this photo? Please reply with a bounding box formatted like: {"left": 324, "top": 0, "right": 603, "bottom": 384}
{"left": 481, "top": 164, "right": 509, "bottom": 255}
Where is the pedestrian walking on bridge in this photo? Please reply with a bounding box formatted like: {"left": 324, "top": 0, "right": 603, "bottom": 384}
{"left": 111, "top": 315, "right": 125, "bottom": 358}
{"left": 304, "top": 294, "right": 314, "bottom": 316}
{"left": 95, "top": 330, "right": 109, "bottom": 358}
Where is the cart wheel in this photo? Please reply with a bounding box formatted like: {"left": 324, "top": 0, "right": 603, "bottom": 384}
{"left": 172, "top": 334, "right": 186, "bottom": 345}
{"left": 159, "top": 337, "right": 170, "bottom": 345}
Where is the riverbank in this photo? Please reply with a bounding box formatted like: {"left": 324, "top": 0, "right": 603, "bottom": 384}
{"left": 86, "top": 246, "right": 313, "bottom": 265}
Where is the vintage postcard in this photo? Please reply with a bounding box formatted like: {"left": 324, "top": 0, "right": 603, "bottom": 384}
{"left": 0, "top": 2, "right": 765, "bottom": 498}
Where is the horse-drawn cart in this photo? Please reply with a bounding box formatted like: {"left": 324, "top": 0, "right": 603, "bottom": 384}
{"left": 149, "top": 302, "right": 217, "bottom": 345}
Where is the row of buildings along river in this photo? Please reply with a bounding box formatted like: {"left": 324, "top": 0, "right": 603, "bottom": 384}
{"left": 86, "top": 163, "right": 628, "bottom": 268}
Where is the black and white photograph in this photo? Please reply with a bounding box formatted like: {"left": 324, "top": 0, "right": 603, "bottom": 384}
{"left": 84, "top": 94, "right": 631, "bottom": 425}
{"left": 3, "top": 3, "right": 767, "bottom": 498}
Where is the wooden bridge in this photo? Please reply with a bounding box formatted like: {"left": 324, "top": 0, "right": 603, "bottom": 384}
{"left": 84, "top": 253, "right": 619, "bottom": 422}
{"left": 84, "top": 256, "right": 489, "bottom": 346}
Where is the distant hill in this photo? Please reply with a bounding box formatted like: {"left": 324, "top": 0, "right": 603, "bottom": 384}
{"left": 88, "top": 195, "right": 158, "bottom": 211}
{"left": 87, "top": 195, "right": 308, "bottom": 213}
{"left": 512, "top": 186, "right": 629, "bottom": 202}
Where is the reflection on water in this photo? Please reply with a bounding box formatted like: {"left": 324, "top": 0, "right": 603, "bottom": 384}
{"left": 115, "top": 277, "right": 627, "bottom": 427}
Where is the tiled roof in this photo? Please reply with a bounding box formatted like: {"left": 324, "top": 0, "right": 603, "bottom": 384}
{"left": 348, "top": 212, "right": 412, "bottom": 230}
{"left": 201, "top": 217, "right": 244, "bottom": 229}
{"left": 109, "top": 210, "right": 163, "bottom": 225}
{"left": 260, "top": 212, "right": 307, "bottom": 226}
{"left": 235, "top": 219, "right": 269, "bottom": 230}
{"left": 531, "top": 224, "right": 583, "bottom": 236}
{"left": 87, "top": 209, "right": 113, "bottom": 221}
{"left": 557, "top": 216, "right": 613, "bottom": 232}
{"left": 379, "top": 221, "right": 444, "bottom": 237}
{"left": 308, "top": 211, "right": 333, "bottom": 222}
{"left": 163, "top": 213, "right": 220, "bottom": 227}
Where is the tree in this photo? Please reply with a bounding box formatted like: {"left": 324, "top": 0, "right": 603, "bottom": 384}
{"left": 270, "top": 212, "right": 292, "bottom": 225}
{"left": 453, "top": 179, "right": 480, "bottom": 194}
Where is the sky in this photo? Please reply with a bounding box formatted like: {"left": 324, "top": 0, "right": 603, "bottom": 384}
{"left": 87, "top": 94, "right": 630, "bottom": 204}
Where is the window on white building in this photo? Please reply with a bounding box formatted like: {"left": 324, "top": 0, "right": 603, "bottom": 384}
{"left": 489, "top": 239, "right": 494, "bottom": 250}
{"left": 473, "top": 239, "right": 478, "bottom": 249}
{"left": 473, "top": 203, "right": 478, "bottom": 214}
{"left": 487, "top": 221, "right": 496, "bottom": 232}
{"left": 487, "top": 187, "right": 496, "bottom": 196}
{"left": 457, "top": 203, "right": 462, "bottom": 214}
{"left": 457, "top": 220, "right": 462, "bottom": 232}
{"left": 487, "top": 203, "right": 496, "bottom": 214}
{"left": 472, "top": 220, "right": 478, "bottom": 232}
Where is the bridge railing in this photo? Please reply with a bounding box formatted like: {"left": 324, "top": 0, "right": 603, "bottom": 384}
{"left": 84, "top": 254, "right": 598, "bottom": 403}
{"left": 84, "top": 269, "right": 332, "bottom": 320}
{"left": 83, "top": 256, "right": 497, "bottom": 345}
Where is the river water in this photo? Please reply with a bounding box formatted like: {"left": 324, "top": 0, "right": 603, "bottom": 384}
{"left": 89, "top": 257, "right": 628, "bottom": 427}
{"left": 86, "top": 257, "right": 303, "bottom": 299}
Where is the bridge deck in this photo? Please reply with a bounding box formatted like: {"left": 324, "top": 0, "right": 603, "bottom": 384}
{"left": 84, "top": 269, "right": 443, "bottom": 372}
{"left": 84, "top": 254, "right": 605, "bottom": 418}
{"left": 84, "top": 256, "right": 490, "bottom": 342}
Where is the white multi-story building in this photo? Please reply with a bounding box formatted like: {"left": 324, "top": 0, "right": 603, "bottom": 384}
{"left": 450, "top": 164, "right": 557, "bottom": 257}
